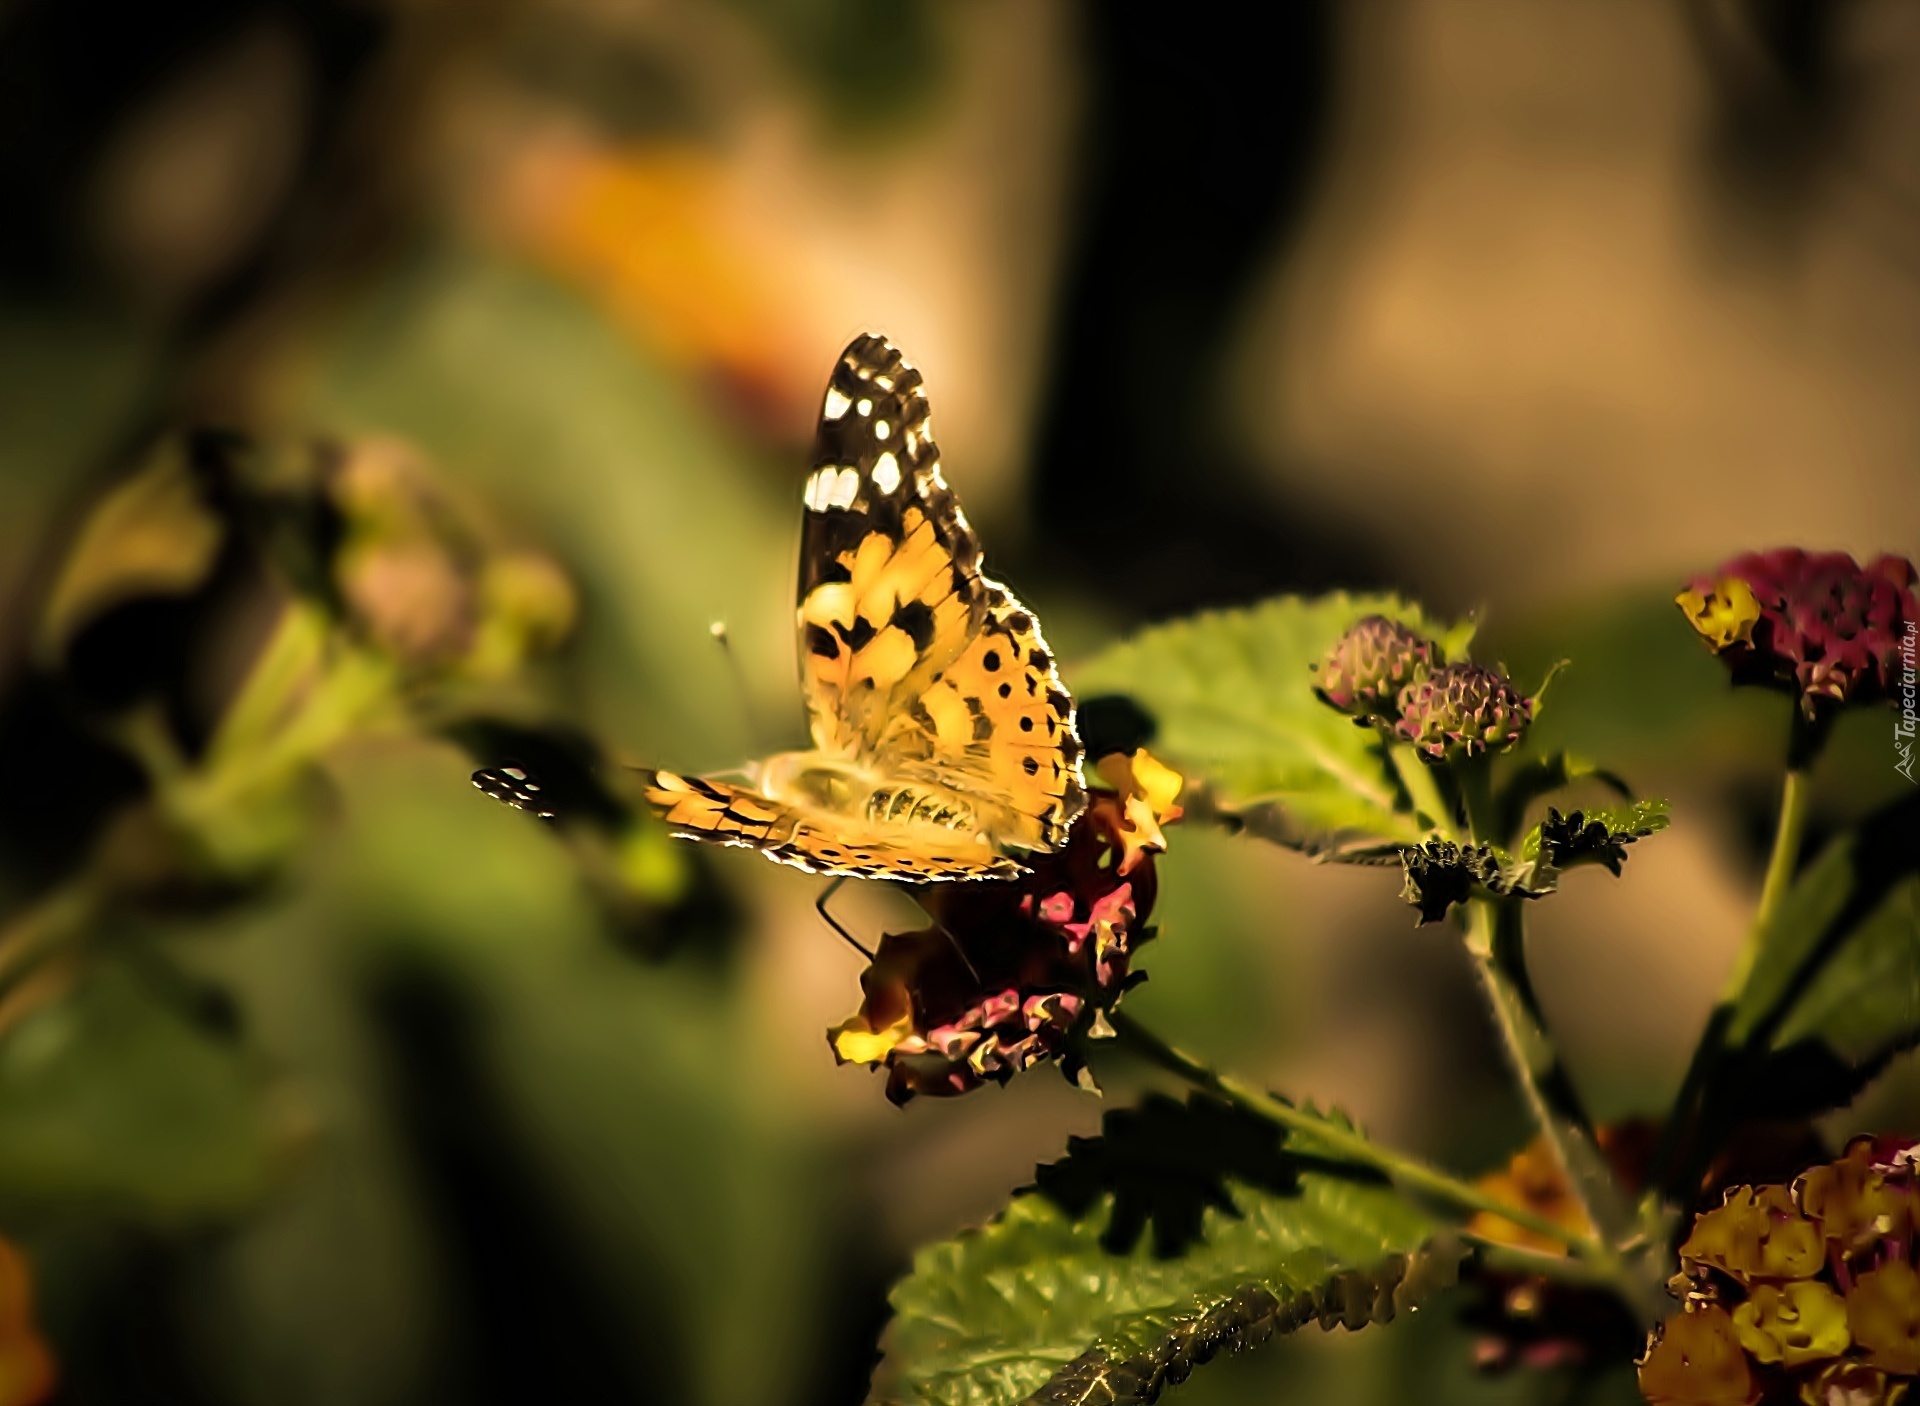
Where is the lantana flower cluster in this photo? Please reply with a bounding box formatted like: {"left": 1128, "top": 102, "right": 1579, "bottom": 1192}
{"left": 1314, "top": 615, "right": 1534, "bottom": 762}
{"left": 828, "top": 750, "right": 1183, "bottom": 1104}
{"left": 1640, "top": 1137, "right": 1920, "bottom": 1406}
{"left": 1676, "top": 550, "right": 1917, "bottom": 720}
{"left": 1461, "top": 1124, "right": 1657, "bottom": 1374}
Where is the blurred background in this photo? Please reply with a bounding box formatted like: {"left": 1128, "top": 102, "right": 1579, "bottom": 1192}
{"left": 0, "top": 0, "right": 1915, "bottom": 1402}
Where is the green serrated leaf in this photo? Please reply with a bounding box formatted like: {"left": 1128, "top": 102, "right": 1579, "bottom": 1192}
{"left": 1070, "top": 595, "right": 1470, "bottom": 855}
{"left": 871, "top": 1097, "right": 1451, "bottom": 1406}
{"left": 1396, "top": 839, "right": 1506, "bottom": 925}
{"left": 1515, "top": 801, "right": 1671, "bottom": 870}
{"left": 0, "top": 962, "right": 282, "bottom": 1223}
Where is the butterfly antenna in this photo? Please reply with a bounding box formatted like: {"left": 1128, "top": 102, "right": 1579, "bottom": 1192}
{"left": 709, "top": 621, "right": 777, "bottom": 753}
{"left": 814, "top": 876, "right": 875, "bottom": 961}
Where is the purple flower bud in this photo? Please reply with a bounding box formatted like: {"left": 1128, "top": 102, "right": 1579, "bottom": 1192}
{"left": 1315, "top": 616, "right": 1437, "bottom": 721}
{"left": 1395, "top": 663, "right": 1534, "bottom": 761}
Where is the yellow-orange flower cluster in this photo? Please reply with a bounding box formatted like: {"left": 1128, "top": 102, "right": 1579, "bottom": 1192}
{"left": 1642, "top": 1137, "right": 1920, "bottom": 1406}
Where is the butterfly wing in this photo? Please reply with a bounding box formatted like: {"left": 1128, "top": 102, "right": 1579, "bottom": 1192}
{"left": 795, "top": 334, "right": 1085, "bottom": 855}
{"left": 641, "top": 769, "right": 1024, "bottom": 880}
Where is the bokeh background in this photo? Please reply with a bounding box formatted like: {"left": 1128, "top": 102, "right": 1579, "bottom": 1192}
{"left": 0, "top": 1, "right": 1916, "bottom": 1402}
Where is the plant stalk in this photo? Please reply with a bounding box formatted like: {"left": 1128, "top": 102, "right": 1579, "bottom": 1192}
{"left": 1390, "top": 745, "right": 1455, "bottom": 840}
{"left": 1461, "top": 903, "right": 1640, "bottom": 1259}
{"left": 1454, "top": 766, "right": 1665, "bottom": 1326}
{"left": 1649, "top": 719, "right": 1815, "bottom": 1203}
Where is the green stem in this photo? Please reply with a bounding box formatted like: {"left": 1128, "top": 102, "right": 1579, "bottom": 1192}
{"left": 1107, "top": 1011, "right": 1608, "bottom": 1262}
{"left": 1461, "top": 903, "right": 1637, "bottom": 1251}
{"left": 1454, "top": 766, "right": 1665, "bottom": 1325}
{"left": 1649, "top": 747, "right": 1813, "bottom": 1202}
{"left": 1728, "top": 763, "right": 1811, "bottom": 1001}
{"left": 1390, "top": 745, "right": 1455, "bottom": 840}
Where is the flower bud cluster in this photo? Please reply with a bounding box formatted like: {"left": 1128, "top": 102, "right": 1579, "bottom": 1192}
{"left": 1314, "top": 616, "right": 1534, "bottom": 763}
{"left": 328, "top": 438, "right": 577, "bottom": 680}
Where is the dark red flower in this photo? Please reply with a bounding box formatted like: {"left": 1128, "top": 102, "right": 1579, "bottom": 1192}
{"left": 828, "top": 752, "right": 1181, "bottom": 1104}
{"left": 1676, "top": 550, "right": 1917, "bottom": 718}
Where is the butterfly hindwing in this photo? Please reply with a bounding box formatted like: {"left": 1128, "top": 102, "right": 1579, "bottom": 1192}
{"left": 641, "top": 769, "right": 1023, "bottom": 880}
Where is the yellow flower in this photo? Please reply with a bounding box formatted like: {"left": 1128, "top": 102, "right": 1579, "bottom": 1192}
{"left": 1093, "top": 749, "right": 1185, "bottom": 877}
{"left": 1676, "top": 575, "right": 1762, "bottom": 653}
{"left": 1466, "top": 1133, "right": 1597, "bottom": 1258}
{"left": 1639, "top": 1308, "right": 1759, "bottom": 1406}
{"left": 1730, "top": 1281, "right": 1850, "bottom": 1366}
{"left": 1799, "top": 1140, "right": 1915, "bottom": 1253}
{"left": 829, "top": 1009, "right": 917, "bottom": 1066}
{"left": 1796, "top": 1361, "right": 1910, "bottom": 1406}
{"left": 1848, "top": 1261, "right": 1920, "bottom": 1375}
{"left": 1681, "top": 1185, "right": 1826, "bottom": 1283}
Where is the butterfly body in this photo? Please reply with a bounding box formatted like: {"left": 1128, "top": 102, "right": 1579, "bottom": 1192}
{"left": 641, "top": 333, "right": 1086, "bottom": 882}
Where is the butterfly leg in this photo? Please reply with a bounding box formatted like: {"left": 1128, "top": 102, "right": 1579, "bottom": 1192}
{"left": 813, "top": 876, "right": 875, "bottom": 960}
{"left": 910, "top": 893, "right": 983, "bottom": 987}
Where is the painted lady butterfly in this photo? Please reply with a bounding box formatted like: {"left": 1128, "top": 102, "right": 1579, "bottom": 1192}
{"left": 641, "top": 334, "right": 1087, "bottom": 880}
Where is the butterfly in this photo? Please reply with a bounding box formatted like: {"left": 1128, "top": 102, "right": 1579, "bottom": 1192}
{"left": 640, "top": 333, "right": 1087, "bottom": 881}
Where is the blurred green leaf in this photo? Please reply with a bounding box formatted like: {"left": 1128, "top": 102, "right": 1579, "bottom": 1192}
{"left": 1729, "top": 792, "right": 1920, "bottom": 1069}
{"left": 1490, "top": 588, "right": 1905, "bottom": 810}
{"left": 1729, "top": 792, "right": 1920, "bottom": 1052}
{"left": 872, "top": 1096, "right": 1456, "bottom": 1406}
{"left": 37, "top": 438, "right": 224, "bottom": 662}
{"left": 725, "top": 0, "right": 947, "bottom": 128}
{"left": 1071, "top": 595, "right": 1468, "bottom": 855}
{"left": 0, "top": 963, "right": 280, "bottom": 1223}
{"left": 1772, "top": 875, "right": 1920, "bottom": 1060}
{"left": 308, "top": 249, "right": 793, "bottom": 764}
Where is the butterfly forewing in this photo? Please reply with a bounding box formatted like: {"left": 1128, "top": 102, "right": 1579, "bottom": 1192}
{"left": 796, "top": 335, "right": 985, "bottom": 757}
{"left": 795, "top": 335, "right": 1085, "bottom": 852}
{"left": 639, "top": 333, "right": 1085, "bottom": 882}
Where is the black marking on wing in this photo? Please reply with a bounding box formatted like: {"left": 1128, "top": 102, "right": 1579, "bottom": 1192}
{"left": 473, "top": 766, "right": 559, "bottom": 821}
{"left": 797, "top": 333, "right": 985, "bottom": 620}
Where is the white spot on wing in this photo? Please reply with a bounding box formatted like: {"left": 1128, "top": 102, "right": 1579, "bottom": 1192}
{"left": 804, "top": 469, "right": 829, "bottom": 511}
{"left": 874, "top": 375, "right": 894, "bottom": 391}
{"left": 856, "top": 398, "right": 873, "bottom": 416}
{"left": 873, "top": 419, "right": 890, "bottom": 440}
{"left": 872, "top": 452, "right": 901, "bottom": 493}
{"left": 823, "top": 388, "right": 852, "bottom": 420}
{"left": 829, "top": 466, "right": 861, "bottom": 509}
